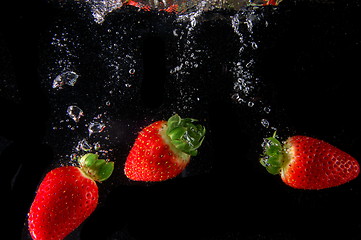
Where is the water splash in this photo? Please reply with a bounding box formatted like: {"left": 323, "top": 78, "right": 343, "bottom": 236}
{"left": 81, "top": 0, "right": 282, "bottom": 24}
{"left": 85, "top": 0, "right": 123, "bottom": 24}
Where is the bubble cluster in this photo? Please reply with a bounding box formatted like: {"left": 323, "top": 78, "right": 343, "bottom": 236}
{"left": 230, "top": 10, "right": 261, "bottom": 106}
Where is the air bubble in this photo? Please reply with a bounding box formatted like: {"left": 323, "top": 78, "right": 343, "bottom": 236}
{"left": 173, "top": 29, "right": 179, "bottom": 37}
{"left": 70, "top": 153, "right": 78, "bottom": 162}
{"left": 52, "top": 71, "right": 79, "bottom": 89}
{"left": 76, "top": 139, "right": 92, "bottom": 152}
{"left": 263, "top": 106, "right": 271, "bottom": 114}
{"left": 251, "top": 42, "right": 258, "bottom": 49}
{"left": 129, "top": 68, "right": 136, "bottom": 75}
{"left": 261, "top": 119, "right": 270, "bottom": 128}
{"left": 67, "top": 105, "right": 84, "bottom": 122}
{"left": 88, "top": 122, "right": 106, "bottom": 136}
{"left": 246, "top": 60, "right": 254, "bottom": 68}
{"left": 94, "top": 142, "right": 101, "bottom": 151}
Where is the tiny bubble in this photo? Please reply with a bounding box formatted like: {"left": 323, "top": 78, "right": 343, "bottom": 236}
{"left": 94, "top": 142, "right": 101, "bottom": 151}
{"left": 129, "top": 68, "right": 136, "bottom": 75}
{"left": 173, "top": 29, "right": 179, "bottom": 37}
{"left": 251, "top": 42, "right": 258, "bottom": 49}
{"left": 263, "top": 106, "right": 271, "bottom": 114}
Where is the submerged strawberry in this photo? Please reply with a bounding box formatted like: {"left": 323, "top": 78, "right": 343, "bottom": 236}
{"left": 123, "top": 0, "right": 151, "bottom": 11}
{"left": 28, "top": 153, "right": 114, "bottom": 240}
{"left": 262, "top": 0, "right": 283, "bottom": 6}
{"left": 124, "top": 114, "right": 206, "bottom": 182}
{"left": 260, "top": 133, "right": 360, "bottom": 189}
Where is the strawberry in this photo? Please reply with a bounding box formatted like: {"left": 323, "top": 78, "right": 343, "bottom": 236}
{"left": 124, "top": 114, "right": 206, "bottom": 182}
{"left": 160, "top": 4, "right": 179, "bottom": 13}
{"left": 262, "top": 0, "right": 283, "bottom": 6}
{"left": 260, "top": 133, "right": 360, "bottom": 189}
{"left": 124, "top": 1, "right": 179, "bottom": 13}
{"left": 28, "top": 153, "right": 114, "bottom": 240}
{"left": 124, "top": 0, "right": 151, "bottom": 11}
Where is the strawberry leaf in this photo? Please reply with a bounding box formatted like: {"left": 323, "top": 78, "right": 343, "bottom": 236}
{"left": 166, "top": 114, "right": 206, "bottom": 156}
{"left": 79, "top": 153, "right": 114, "bottom": 182}
{"left": 260, "top": 132, "right": 284, "bottom": 175}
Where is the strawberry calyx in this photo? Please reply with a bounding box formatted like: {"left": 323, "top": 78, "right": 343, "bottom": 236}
{"left": 260, "top": 132, "right": 288, "bottom": 175}
{"left": 78, "top": 153, "right": 114, "bottom": 182}
{"left": 166, "top": 114, "right": 206, "bottom": 157}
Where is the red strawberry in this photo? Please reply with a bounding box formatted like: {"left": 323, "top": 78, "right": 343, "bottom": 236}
{"left": 262, "top": 0, "right": 282, "bottom": 6}
{"left": 260, "top": 133, "right": 360, "bottom": 189}
{"left": 124, "top": 114, "right": 206, "bottom": 182}
{"left": 28, "top": 153, "right": 114, "bottom": 240}
{"left": 124, "top": 0, "right": 151, "bottom": 11}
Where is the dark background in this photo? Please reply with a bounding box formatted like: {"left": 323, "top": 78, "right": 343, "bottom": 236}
{"left": 1, "top": 0, "right": 361, "bottom": 239}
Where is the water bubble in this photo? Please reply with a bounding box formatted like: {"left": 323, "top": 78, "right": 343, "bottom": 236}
{"left": 70, "top": 153, "right": 78, "bottom": 162}
{"left": 190, "top": 18, "right": 197, "bottom": 28}
{"left": 88, "top": 122, "right": 106, "bottom": 136}
{"left": 67, "top": 105, "right": 84, "bottom": 122}
{"left": 245, "top": 60, "right": 254, "bottom": 68}
{"left": 94, "top": 142, "right": 101, "bottom": 151}
{"left": 263, "top": 106, "right": 272, "bottom": 114}
{"left": 245, "top": 18, "right": 253, "bottom": 33}
{"left": 251, "top": 42, "right": 258, "bottom": 50}
{"left": 129, "top": 68, "right": 136, "bottom": 75}
{"left": 173, "top": 29, "right": 179, "bottom": 37}
{"left": 52, "top": 71, "right": 79, "bottom": 89}
{"left": 261, "top": 119, "right": 270, "bottom": 128}
{"left": 76, "top": 139, "right": 92, "bottom": 152}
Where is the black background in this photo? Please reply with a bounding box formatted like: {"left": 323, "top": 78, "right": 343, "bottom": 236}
{"left": 2, "top": 0, "right": 361, "bottom": 239}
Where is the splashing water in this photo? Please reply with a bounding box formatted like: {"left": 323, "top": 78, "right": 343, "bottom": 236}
{"left": 84, "top": 0, "right": 124, "bottom": 24}
{"left": 78, "top": 0, "right": 282, "bottom": 24}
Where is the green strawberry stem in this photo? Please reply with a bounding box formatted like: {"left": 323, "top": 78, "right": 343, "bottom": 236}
{"left": 260, "top": 132, "right": 287, "bottom": 175}
{"left": 166, "top": 114, "right": 206, "bottom": 156}
{"left": 78, "top": 153, "right": 114, "bottom": 182}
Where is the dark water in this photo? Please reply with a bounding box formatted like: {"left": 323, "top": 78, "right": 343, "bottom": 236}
{"left": 1, "top": 0, "right": 361, "bottom": 239}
